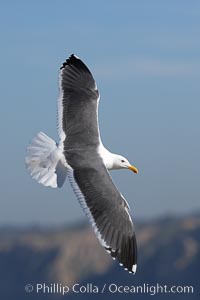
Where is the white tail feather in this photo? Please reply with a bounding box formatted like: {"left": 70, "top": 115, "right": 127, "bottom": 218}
{"left": 25, "top": 132, "right": 68, "bottom": 188}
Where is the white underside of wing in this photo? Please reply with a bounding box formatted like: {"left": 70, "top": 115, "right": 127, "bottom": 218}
{"left": 120, "top": 193, "right": 133, "bottom": 225}
{"left": 67, "top": 168, "right": 109, "bottom": 248}
{"left": 57, "top": 68, "right": 66, "bottom": 143}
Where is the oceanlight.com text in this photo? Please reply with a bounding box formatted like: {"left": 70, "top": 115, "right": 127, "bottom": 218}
{"left": 25, "top": 282, "right": 194, "bottom": 296}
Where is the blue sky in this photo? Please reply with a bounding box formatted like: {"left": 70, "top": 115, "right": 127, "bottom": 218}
{"left": 1, "top": 1, "right": 200, "bottom": 225}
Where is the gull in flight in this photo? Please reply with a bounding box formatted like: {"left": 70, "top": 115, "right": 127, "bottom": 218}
{"left": 25, "top": 54, "right": 139, "bottom": 274}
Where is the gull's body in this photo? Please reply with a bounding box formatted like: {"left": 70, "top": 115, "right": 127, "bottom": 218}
{"left": 25, "top": 54, "right": 138, "bottom": 274}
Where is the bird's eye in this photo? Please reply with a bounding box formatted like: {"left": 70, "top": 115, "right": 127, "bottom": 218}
{"left": 121, "top": 160, "right": 125, "bottom": 163}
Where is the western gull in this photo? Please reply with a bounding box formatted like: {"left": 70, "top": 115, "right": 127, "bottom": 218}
{"left": 25, "top": 54, "right": 139, "bottom": 274}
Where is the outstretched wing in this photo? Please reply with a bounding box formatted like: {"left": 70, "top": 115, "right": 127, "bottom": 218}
{"left": 67, "top": 159, "right": 137, "bottom": 274}
{"left": 57, "top": 54, "right": 100, "bottom": 149}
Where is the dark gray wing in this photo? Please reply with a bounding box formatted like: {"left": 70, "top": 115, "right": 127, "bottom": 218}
{"left": 67, "top": 158, "right": 137, "bottom": 274}
{"left": 58, "top": 54, "right": 137, "bottom": 273}
{"left": 58, "top": 54, "right": 100, "bottom": 149}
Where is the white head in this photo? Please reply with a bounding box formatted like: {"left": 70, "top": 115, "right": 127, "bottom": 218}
{"left": 112, "top": 154, "right": 138, "bottom": 173}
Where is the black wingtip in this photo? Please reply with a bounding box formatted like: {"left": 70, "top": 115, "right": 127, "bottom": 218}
{"left": 105, "top": 246, "right": 137, "bottom": 275}
{"left": 60, "top": 54, "right": 92, "bottom": 77}
{"left": 60, "top": 54, "right": 87, "bottom": 71}
{"left": 60, "top": 54, "right": 77, "bottom": 70}
{"left": 59, "top": 54, "right": 97, "bottom": 90}
{"left": 67, "top": 54, "right": 79, "bottom": 63}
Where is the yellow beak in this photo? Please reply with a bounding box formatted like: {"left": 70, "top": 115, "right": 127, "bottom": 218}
{"left": 128, "top": 165, "right": 139, "bottom": 174}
